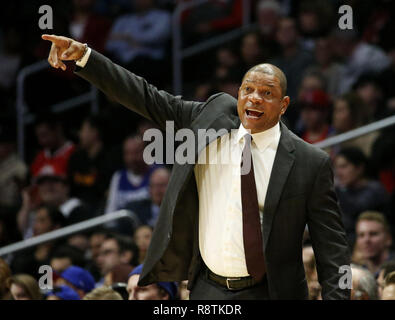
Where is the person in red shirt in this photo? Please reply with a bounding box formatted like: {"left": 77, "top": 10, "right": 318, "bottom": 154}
{"left": 299, "top": 89, "right": 334, "bottom": 144}
{"left": 31, "top": 115, "right": 75, "bottom": 179}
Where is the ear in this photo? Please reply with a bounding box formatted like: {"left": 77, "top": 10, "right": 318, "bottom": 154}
{"left": 281, "top": 96, "right": 290, "bottom": 115}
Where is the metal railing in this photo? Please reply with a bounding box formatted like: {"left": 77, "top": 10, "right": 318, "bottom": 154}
{"left": 314, "top": 115, "right": 395, "bottom": 149}
{"left": 0, "top": 210, "right": 134, "bottom": 257}
{"left": 172, "top": 0, "right": 252, "bottom": 95}
{"left": 16, "top": 61, "right": 98, "bottom": 160}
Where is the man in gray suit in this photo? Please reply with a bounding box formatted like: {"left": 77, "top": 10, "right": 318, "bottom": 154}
{"left": 42, "top": 34, "right": 351, "bottom": 300}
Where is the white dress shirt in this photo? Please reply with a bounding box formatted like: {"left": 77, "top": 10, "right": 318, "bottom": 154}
{"left": 194, "top": 122, "right": 281, "bottom": 277}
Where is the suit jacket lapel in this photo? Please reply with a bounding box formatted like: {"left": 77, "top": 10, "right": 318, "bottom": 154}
{"left": 262, "top": 122, "right": 296, "bottom": 251}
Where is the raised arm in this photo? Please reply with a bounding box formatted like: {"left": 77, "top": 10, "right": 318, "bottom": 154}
{"left": 42, "top": 34, "right": 202, "bottom": 130}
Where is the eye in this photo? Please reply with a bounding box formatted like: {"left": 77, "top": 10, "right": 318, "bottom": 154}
{"left": 265, "top": 91, "right": 271, "bottom": 96}
{"left": 244, "top": 86, "right": 252, "bottom": 93}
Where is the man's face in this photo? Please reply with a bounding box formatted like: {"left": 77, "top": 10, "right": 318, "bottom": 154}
{"left": 35, "top": 124, "right": 58, "bottom": 149}
{"left": 237, "top": 71, "right": 288, "bottom": 134}
{"left": 356, "top": 220, "right": 391, "bottom": 260}
{"left": 149, "top": 170, "right": 169, "bottom": 206}
{"left": 50, "top": 257, "right": 72, "bottom": 274}
{"left": 90, "top": 233, "right": 106, "bottom": 263}
{"left": 33, "top": 207, "right": 53, "bottom": 236}
{"left": 134, "top": 226, "right": 152, "bottom": 252}
{"left": 123, "top": 138, "right": 145, "bottom": 173}
{"left": 38, "top": 179, "right": 68, "bottom": 206}
{"left": 333, "top": 99, "right": 352, "bottom": 132}
{"left": 334, "top": 156, "right": 362, "bottom": 187}
{"left": 300, "top": 106, "right": 326, "bottom": 131}
{"left": 276, "top": 18, "right": 298, "bottom": 48}
{"left": 127, "top": 274, "right": 168, "bottom": 300}
{"left": 97, "top": 239, "right": 122, "bottom": 276}
{"left": 79, "top": 121, "right": 99, "bottom": 149}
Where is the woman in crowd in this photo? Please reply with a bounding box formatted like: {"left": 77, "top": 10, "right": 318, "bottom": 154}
{"left": 334, "top": 147, "right": 390, "bottom": 244}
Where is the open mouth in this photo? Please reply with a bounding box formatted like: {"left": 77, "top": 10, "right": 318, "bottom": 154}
{"left": 245, "top": 109, "right": 264, "bottom": 119}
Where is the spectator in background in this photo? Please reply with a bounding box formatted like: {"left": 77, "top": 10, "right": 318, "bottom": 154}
{"left": 240, "top": 32, "right": 266, "bottom": 72}
{"left": 17, "top": 170, "right": 93, "bottom": 239}
{"left": 68, "top": 115, "right": 113, "bottom": 210}
{"left": 291, "top": 71, "right": 327, "bottom": 131}
{"left": 126, "top": 264, "right": 177, "bottom": 300}
{"left": 354, "top": 211, "right": 394, "bottom": 275}
{"left": 134, "top": 225, "right": 153, "bottom": 264}
{"left": 298, "top": 89, "right": 333, "bottom": 144}
{"left": 56, "top": 265, "right": 95, "bottom": 298}
{"left": 330, "top": 92, "right": 378, "bottom": 157}
{"left": 46, "top": 285, "right": 80, "bottom": 300}
{"left": 125, "top": 167, "right": 171, "bottom": 233}
{"left": 11, "top": 205, "right": 67, "bottom": 277}
{"left": 83, "top": 286, "right": 123, "bottom": 300}
{"left": 85, "top": 228, "right": 108, "bottom": 281}
{"left": 256, "top": 0, "right": 281, "bottom": 57}
{"left": 350, "top": 264, "right": 378, "bottom": 300}
{"left": 307, "top": 37, "right": 344, "bottom": 98}
{"left": 353, "top": 74, "right": 386, "bottom": 121}
{"left": 0, "top": 122, "right": 27, "bottom": 209}
{"left": 0, "top": 258, "right": 12, "bottom": 300}
{"left": 105, "top": 0, "right": 171, "bottom": 86}
{"left": 296, "top": 0, "right": 334, "bottom": 51}
{"left": 105, "top": 135, "right": 160, "bottom": 215}
{"left": 50, "top": 244, "right": 86, "bottom": 275}
{"left": 377, "top": 260, "right": 395, "bottom": 298}
{"left": 182, "top": 0, "right": 242, "bottom": 46}
{"left": 96, "top": 234, "right": 139, "bottom": 285}
{"left": 69, "top": 0, "right": 112, "bottom": 53}
{"left": 104, "top": 263, "right": 134, "bottom": 286}
{"left": 334, "top": 148, "right": 390, "bottom": 243}
{"left": 7, "top": 274, "right": 42, "bottom": 300}
{"left": 194, "top": 46, "right": 242, "bottom": 102}
{"left": 302, "top": 245, "right": 321, "bottom": 300}
{"left": 382, "top": 271, "right": 395, "bottom": 300}
{"left": 270, "top": 17, "right": 313, "bottom": 100}
{"left": 31, "top": 115, "right": 75, "bottom": 180}
{"left": 331, "top": 29, "right": 391, "bottom": 94}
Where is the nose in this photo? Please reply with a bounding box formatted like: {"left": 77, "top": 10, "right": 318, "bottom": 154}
{"left": 248, "top": 91, "right": 263, "bottom": 104}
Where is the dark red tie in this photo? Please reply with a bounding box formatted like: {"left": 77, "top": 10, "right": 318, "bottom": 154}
{"left": 241, "top": 134, "right": 266, "bottom": 281}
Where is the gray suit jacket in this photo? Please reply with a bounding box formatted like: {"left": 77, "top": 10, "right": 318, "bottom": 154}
{"left": 76, "top": 50, "right": 351, "bottom": 299}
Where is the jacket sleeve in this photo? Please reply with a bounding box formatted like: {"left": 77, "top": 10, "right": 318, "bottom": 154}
{"left": 306, "top": 156, "right": 351, "bottom": 300}
{"left": 74, "top": 49, "right": 203, "bottom": 131}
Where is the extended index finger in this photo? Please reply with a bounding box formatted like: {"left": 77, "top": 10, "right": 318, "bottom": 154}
{"left": 42, "top": 34, "right": 70, "bottom": 48}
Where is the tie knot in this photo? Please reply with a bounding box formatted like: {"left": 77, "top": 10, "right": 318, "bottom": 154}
{"left": 244, "top": 134, "right": 252, "bottom": 143}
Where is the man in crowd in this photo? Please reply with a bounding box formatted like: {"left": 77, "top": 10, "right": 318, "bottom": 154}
{"left": 56, "top": 265, "right": 95, "bottom": 298}
{"left": 355, "top": 211, "right": 394, "bottom": 275}
{"left": 31, "top": 115, "right": 75, "bottom": 179}
{"left": 350, "top": 264, "right": 378, "bottom": 300}
{"left": 126, "top": 264, "right": 177, "bottom": 300}
{"left": 96, "top": 233, "right": 139, "bottom": 286}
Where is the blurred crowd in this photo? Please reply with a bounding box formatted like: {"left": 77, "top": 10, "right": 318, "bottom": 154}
{"left": 1, "top": 0, "right": 395, "bottom": 300}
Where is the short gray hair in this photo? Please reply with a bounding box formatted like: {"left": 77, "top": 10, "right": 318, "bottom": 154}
{"left": 351, "top": 264, "right": 378, "bottom": 300}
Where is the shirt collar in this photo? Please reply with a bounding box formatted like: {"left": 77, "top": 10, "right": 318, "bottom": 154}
{"left": 235, "top": 122, "right": 281, "bottom": 152}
